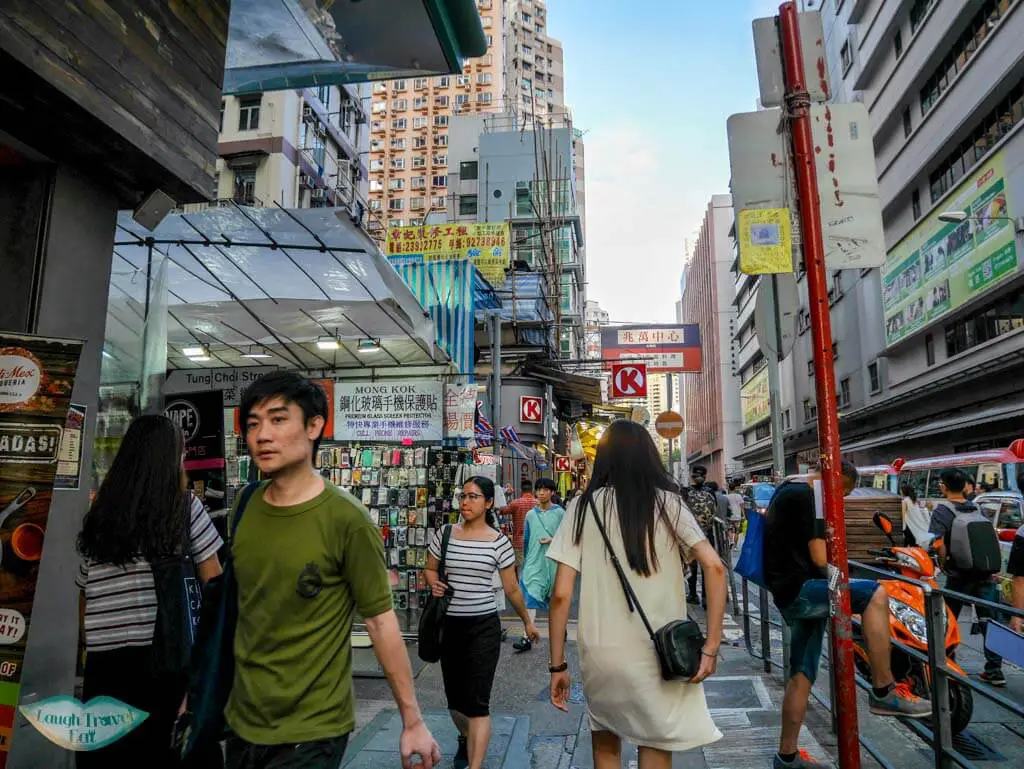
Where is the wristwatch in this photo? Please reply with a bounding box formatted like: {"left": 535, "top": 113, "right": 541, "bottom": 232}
{"left": 549, "top": 661, "right": 568, "bottom": 673}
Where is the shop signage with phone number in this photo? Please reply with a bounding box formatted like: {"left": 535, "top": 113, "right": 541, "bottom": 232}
{"left": 334, "top": 381, "right": 444, "bottom": 442}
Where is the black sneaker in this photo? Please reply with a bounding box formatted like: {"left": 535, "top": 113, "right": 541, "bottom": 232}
{"left": 512, "top": 637, "right": 532, "bottom": 653}
{"left": 454, "top": 736, "right": 468, "bottom": 769}
{"left": 979, "top": 670, "right": 1007, "bottom": 687}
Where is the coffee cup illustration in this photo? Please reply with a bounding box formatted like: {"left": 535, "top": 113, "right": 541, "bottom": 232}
{"left": 11, "top": 523, "right": 44, "bottom": 562}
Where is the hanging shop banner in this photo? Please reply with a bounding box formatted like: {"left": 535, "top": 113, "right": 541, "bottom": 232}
{"left": 741, "top": 367, "right": 771, "bottom": 429}
{"left": 738, "top": 208, "right": 794, "bottom": 275}
{"left": 334, "top": 381, "right": 443, "bottom": 443}
{"left": 881, "top": 151, "right": 1017, "bottom": 346}
{"left": 444, "top": 385, "right": 477, "bottom": 440}
{"left": 164, "top": 392, "right": 225, "bottom": 471}
{"left": 0, "top": 332, "right": 83, "bottom": 761}
{"left": 163, "top": 367, "right": 276, "bottom": 407}
{"left": 385, "top": 223, "right": 511, "bottom": 287}
{"left": 599, "top": 324, "right": 702, "bottom": 373}
{"left": 54, "top": 404, "right": 87, "bottom": 491}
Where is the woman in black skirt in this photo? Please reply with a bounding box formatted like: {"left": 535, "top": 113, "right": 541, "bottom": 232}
{"left": 427, "top": 476, "right": 540, "bottom": 769}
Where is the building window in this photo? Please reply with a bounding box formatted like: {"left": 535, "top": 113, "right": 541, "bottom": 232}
{"left": 387, "top": 199, "right": 404, "bottom": 211}
{"left": 413, "top": 117, "right": 428, "bottom": 129}
{"left": 369, "top": 179, "right": 383, "bottom": 192}
{"left": 755, "top": 422, "right": 771, "bottom": 441}
{"left": 840, "top": 40, "right": 853, "bottom": 74}
{"left": 435, "top": 135, "right": 448, "bottom": 147}
{"left": 432, "top": 175, "right": 448, "bottom": 187}
{"left": 370, "top": 159, "right": 384, "bottom": 172}
{"left": 838, "top": 378, "right": 851, "bottom": 409}
{"left": 391, "top": 118, "right": 407, "bottom": 130}
{"left": 782, "top": 409, "right": 792, "bottom": 431}
{"left": 392, "top": 99, "right": 408, "bottom": 111}
{"left": 437, "top": 76, "right": 451, "bottom": 88}
{"left": 477, "top": 92, "right": 493, "bottom": 103}
{"left": 459, "top": 195, "right": 478, "bottom": 216}
{"left": 219, "top": 101, "right": 224, "bottom": 132}
{"left": 414, "top": 97, "right": 428, "bottom": 109}
{"left": 910, "top": 0, "right": 936, "bottom": 33}
{"left": 238, "top": 97, "right": 261, "bottom": 131}
{"left": 928, "top": 77, "right": 1024, "bottom": 203}
{"left": 434, "top": 115, "right": 449, "bottom": 127}
{"left": 390, "top": 157, "right": 405, "bottom": 170}
{"left": 832, "top": 340, "right": 839, "bottom": 360}
{"left": 436, "top": 95, "right": 450, "bottom": 108}
{"left": 413, "top": 157, "right": 426, "bottom": 168}
{"left": 926, "top": 333, "right": 936, "bottom": 366}
{"left": 233, "top": 169, "right": 257, "bottom": 204}
{"left": 432, "top": 154, "right": 447, "bottom": 166}
{"left": 371, "top": 120, "right": 385, "bottom": 133}
{"left": 393, "top": 79, "right": 407, "bottom": 91}
{"left": 460, "top": 161, "right": 479, "bottom": 180}
{"left": 457, "top": 75, "right": 470, "bottom": 86}
{"left": 414, "top": 136, "right": 427, "bottom": 149}
{"left": 477, "top": 72, "right": 493, "bottom": 85}
{"left": 804, "top": 399, "right": 818, "bottom": 424}
{"left": 868, "top": 361, "right": 881, "bottom": 394}
{"left": 410, "top": 196, "right": 425, "bottom": 211}
{"left": 894, "top": 29, "right": 904, "bottom": 59}
{"left": 919, "top": 1, "right": 1013, "bottom": 118}
{"left": 807, "top": 359, "right": 814, "bottom": 377}
{"left": 390, "top": 138, "right": 406, "bottom": 150}
{"left": 388, "top": 179, "right": 405, "bottom": 190}
{"left": 411, "top": 176, "right": 426, "bottom": 189}
{"left": 432, "top": 196, "right": 446, "bottom": 209}
{"left": 944, "top": 285, "right": 1024, "bottom": 358}
{"left": 455, "top": 94, "right": 469, "bottom": 107}
{"left": 368, "top": 199, "right": 382, "bottom": 211}
{"left": 911, "top": 189, "right": 921, "bottom": 220}
{"left": 902, "top": 107, "right": 912, "bottom": 138}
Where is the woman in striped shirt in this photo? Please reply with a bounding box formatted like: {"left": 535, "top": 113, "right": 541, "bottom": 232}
{"left": 427, "top": 476, "right": 540, "bottom": 769}
{"left": 76, "top": 415, "right": 223, "bottom": 768}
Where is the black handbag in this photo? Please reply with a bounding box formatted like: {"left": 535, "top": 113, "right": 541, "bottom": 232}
{"left": 150, "top": 495, "right": 202, "bottom": 677}
{"left": 417, "top": 524, "right": 454, "bottom": 663}
{"left": 588, "top": 498, "right": 706, "bottom": 681}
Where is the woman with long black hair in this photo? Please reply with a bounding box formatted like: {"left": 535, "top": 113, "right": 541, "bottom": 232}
{"left": 425, "top": 476, "right": 540, "bottom": 769}
{"left": 76, "top": 415, "right": 223, "bottom": 768}
{"left": 547, "top": 420, "right": 725, "bottom": 769}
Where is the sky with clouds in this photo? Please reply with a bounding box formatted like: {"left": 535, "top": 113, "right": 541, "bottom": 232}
{"left": 546, "top": 0, "right": 786, "bottom": 323}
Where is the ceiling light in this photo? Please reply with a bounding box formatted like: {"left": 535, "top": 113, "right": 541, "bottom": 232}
{"left": 183, "top": 345, "right": 209, "bottom": 358}
{"left": 358, "top": 338, "right": 382, "bottom": 354}
{"left": 241, "top": 345, "right": 272, "bottom": 359}
{"left": 189, "top": 356, "right": 211, "bottom": 362}
{"left": 316, "top": 336, "right": 341, "bottom": 350}
{"left": 937, "top": 211, "right": 968, "bottom": 224}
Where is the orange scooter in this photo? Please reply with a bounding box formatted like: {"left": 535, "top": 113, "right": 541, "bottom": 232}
{"left": 850, "top": 512, "right": 974, "bottom": 734}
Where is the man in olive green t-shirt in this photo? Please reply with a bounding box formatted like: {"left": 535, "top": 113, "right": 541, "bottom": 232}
{"left": 225, "top": 372, "right": 440, "bottom": 769}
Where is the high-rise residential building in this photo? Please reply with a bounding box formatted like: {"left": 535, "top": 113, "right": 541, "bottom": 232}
{"left": 181, "top": 85, "right": 367, "bottom": 215}
{"left": 682, "top": 195, "right": 741, "bottom": 482}
{"left": 585, "top": 300, "right": 609, "bottom": 360}
{"left": 784, "top": 0, "right": 1024, "bottom": 466}
{"left": 364, "top": 0, "right": 505, "bottom": 237}
{"left": 505, "top": 0, "right": 566, "bottom": 121}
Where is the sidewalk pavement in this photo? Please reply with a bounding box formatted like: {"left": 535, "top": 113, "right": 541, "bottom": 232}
{"left": 346, "top": 607, "right": 838, "bottom": 769}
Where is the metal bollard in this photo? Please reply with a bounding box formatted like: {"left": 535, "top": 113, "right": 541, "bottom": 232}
{"left": 758, "top": 584, "right": 772, "bottom": 673}
{"left": 924, "top": 586, "right": 953, "bottom": 769}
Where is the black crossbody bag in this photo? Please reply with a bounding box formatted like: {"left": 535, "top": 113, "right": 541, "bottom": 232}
{"left": 588, "top": 497, "right": 706, "bottom": 681}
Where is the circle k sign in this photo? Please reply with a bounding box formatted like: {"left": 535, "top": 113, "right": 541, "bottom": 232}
{"left": 610, "top": 363, "right": 648, "bottom": 399}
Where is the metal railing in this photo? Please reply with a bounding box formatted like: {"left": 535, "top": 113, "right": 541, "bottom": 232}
{"left": 730, "top": 523, "right": 1024, "bottom": 769}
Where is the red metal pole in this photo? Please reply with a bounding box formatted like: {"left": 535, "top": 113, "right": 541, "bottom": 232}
{"left": 777, "top": 3, "right": 861, "bottom": 768}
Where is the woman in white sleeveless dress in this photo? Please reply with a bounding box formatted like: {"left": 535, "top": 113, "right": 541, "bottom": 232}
{"left": 546, "top": 420, "right": 726, "bottom": 769}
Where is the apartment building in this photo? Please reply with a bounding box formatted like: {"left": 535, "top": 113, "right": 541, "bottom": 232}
{"left": 682, "top": 195, "right": 742, "bottom": 482}
{"left": 505, "top": 0, "right": 566, "bottom": 122}
{"left": 364, "top": 0, "right": 504, "bottom": 236}
{"left": 806, "top": 0, "right": 1024, "bottom": 464}
{"left": 206, "top": 85, "right": 366, "bottom": 213}
{"left": 585, "top": 299, "right": 609, "bottom": 360}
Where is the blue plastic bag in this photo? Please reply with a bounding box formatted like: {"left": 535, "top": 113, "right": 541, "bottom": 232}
{"left": 735, "top": 509, "right": 766, "bottom": 587}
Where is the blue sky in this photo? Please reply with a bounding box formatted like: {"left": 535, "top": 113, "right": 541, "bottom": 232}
{"left": 546, "top": 0, "right": 784, "bottom": 322}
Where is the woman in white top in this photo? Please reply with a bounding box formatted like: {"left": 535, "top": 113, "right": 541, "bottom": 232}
{"left": 547, "top": 420, "right": 726, "bottom": 769}
{"left": 901, "top": 484, "right": 932, "bottom": 547}
{"left": 426, "top": 476, "right": 540, "bottom": 769}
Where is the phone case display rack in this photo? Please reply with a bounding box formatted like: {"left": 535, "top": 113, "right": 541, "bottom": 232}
{"left": 316, "top": 444, "right": 473, "bottom": 616}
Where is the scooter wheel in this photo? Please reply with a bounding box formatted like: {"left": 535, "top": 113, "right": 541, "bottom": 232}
{"left": 948, "top": 681, "right": 973, "bottom": 735}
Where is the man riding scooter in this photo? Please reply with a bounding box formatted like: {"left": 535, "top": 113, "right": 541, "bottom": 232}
{"left": 764, "top": 461, "right": 931, "bottom": 769}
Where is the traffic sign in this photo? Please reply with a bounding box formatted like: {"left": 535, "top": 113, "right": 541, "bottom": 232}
{"left": 554, "top": 456, "right": 571, "bottom": 473}
{"left": 519, "top": 395, "right": 543, "bottom": 424}
{"left": 610, "top": 363, "right": 648, "bottom": 399}
{"left": 754, "top": 273, "right": 799, "bottom": 360}
{"left": 654, "top": 411, "right": 684, "bottom": 440}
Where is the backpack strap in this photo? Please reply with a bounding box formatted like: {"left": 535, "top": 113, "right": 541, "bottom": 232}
{"left": 439, "top": 524, "right": 454, "bottom": 581}
{"left": 230, "top": 482, "right": 262, "bottom": 541}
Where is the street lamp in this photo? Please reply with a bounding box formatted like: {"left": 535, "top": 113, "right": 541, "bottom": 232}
{"left": 938, "top": 210, "right": 1024, "bottom": 232}
{"left": 937, "top": 211, "right": 968, "bottom": 224}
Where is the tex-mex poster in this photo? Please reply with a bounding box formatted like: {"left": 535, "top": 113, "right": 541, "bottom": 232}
{"left": 0, "top": 333, "right": 83, "bottom": 764}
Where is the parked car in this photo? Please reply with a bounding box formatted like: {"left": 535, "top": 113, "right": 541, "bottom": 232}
{"left": 972, "top": 490, "right": 1024, "bottom": 601}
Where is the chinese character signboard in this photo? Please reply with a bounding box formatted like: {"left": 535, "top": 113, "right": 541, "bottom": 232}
{"left": 0, "top": 332, "right": 83, "bottom": 762}
{"left": 385, "top": 223, "right": 511, "bottom": 287}
{"left": 881, "top": 151, "right": 1017, "bottom": 346}
{"left": 599, "top": 324, "right": 702, "bottom": 373}
{"left": 444, "top": 385, "right": 477, "bottom": 440}
{"left": 741, "top": 367, "right": 771, "bottom": 428}
{"left": 335, "top": 381, "right": 443, "bottom": 442}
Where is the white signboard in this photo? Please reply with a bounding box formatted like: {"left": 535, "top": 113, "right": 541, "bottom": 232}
{"left": 444, "top": 384, "right": 477, "bottom": 440}
{"left": 334, "top": 380, "right": 443, "bottom": 442}
{"left": 163, "top": 367, "right": 276, "bottom": 407}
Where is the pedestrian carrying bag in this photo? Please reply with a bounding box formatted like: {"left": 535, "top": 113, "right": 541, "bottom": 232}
{"left": 735, "top": 507, "right": 767, "bottom": 588}
{"left": 180, "top": 482, "right": 261, "bottom": 758}
{"left": 150, "top": 495, "right": 202, "bottom": 676}
{"left": 418, "top": 524, "right": 454, "bottom": 663}
{"left": 946, "top": 501, "right": 1001, "bottom": 577}
{"left": 588, "top": 498, "right": 705, "bottom": 681}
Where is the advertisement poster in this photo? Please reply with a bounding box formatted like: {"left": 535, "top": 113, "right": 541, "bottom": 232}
{"left": 444, "top": 385, "right": 477, "bottom": 440}
{"left": 334, "top": 381, "right": 443, "bottom": 442}
{"left": 164, "top": 392, "right": 225, "bottom": 471}
{"left": 385, "top": 223, "right": 511, "bottom": 286}
{"left": 0, "top": 333, "right": 83, "bottom": 764}
{"left": 54, "top": 404, "right": 86, "bottom": 491}
{"left": 738, "top": 208, "right": 794, "bottom": 275}
{"left": 741, "top": 367, "right": 771, "bottom": 428}
{"left": 882, "top": 152, "right": 1016, "bottom": 346}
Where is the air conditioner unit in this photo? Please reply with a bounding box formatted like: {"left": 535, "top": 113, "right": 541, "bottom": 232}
{"left": 311, "top": 188, "right": 327, "bottom": 201}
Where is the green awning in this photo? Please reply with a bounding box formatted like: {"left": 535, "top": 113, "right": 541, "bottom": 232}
{"left": 224, "top": 0, "right": 487, "bottom": 95}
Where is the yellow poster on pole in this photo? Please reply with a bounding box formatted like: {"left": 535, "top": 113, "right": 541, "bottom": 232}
{"left": 738, "top": 208, "right": 794, "bottom": 275}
